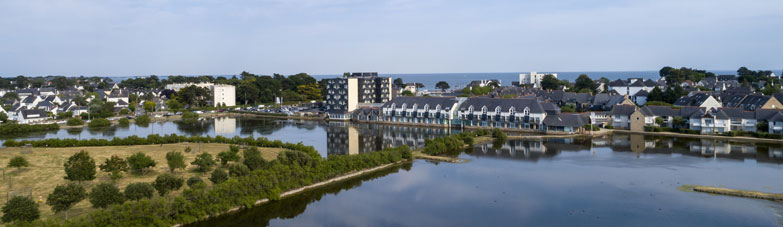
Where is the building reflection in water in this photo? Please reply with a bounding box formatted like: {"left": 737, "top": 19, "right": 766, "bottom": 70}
{"left": 214, "top": 117, "right": 236, "bottom": 134}
{"left": 326, "top": 122, "right": 452, "bottom": 156}
{"left": 468, "top": 134, "right": 783, "bottom": 164}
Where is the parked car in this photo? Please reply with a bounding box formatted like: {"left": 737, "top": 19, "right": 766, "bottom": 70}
{"left": 194, "top": 110, "right": 204, "bottom": 114}
{"left": 126, "top": 116, "right": 135, "bottom": 119}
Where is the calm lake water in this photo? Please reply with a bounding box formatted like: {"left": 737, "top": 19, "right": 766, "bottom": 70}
{"left": 6, "top": 117, "right": 783, "bottom": 226}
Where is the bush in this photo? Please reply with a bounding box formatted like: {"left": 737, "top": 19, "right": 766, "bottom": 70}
{"left": 184, "top": 147, "right": 192, "bottom": 153}
{"left": 46, "top": 183, "right": 86, "bottom": 214}
{"left": 88, "top": 118, "right": 111, "bottom": 128}
{"left": 127, "top": 152, "right": 156, "bottom": 174}
{"left": 0, "top": 122, "right": 58, "bottom": 135}
{"left": 118, "top": 118, "right": 130, "bottom": 127}
{"left": 217, "top": 151, "right": 240, "bottom": 166}
{"left": 209, "top": 168, "right": 228, "bottom": 184}
{"left": 166, "top": 151, "right": 186, "bottom": 173}
{"left": 7, "top": 156, "right": 29, "bottom": 170}
{"left": 66, "top": 118, "right": 84, "bottom": 126}
{"left": 227, "top": 163, "right": 250, "bottom": 177}
{"left": 153, "top": 173, "right": 184, "bottom": 196}
{"left": 243, "top": 147, "right": 267, "bottom": 170}
{"left": 604, "top": 125, "right": 614, "bottom": 129}
{"left": 491, "top": 128, "right": 507, "bottom": 140}
{"left": 119, "top": 109, "right": 130, "bottom": 115}
{"left": 422, "top": 135, "right": 465, "bottom": 155}
{"left": 89, "top": 183, "right": 125, "bottom": 208}
{"left": 186, "top": 176, "right": 204, "bottom": 188}
{"left": 135, "top": 115, "right": 151, "bottom": 125}
{"left": 99, "top": 155, "right": 128, "bottom": 180}
{"left": 182, "top": 112, "right": 199, "bottom": 122}
{"left": 124, "top": 182, "right": 155, "bottom": 201}
{"left": 1, "top": 196, "right": 39, "bottom": 223}
{"left": 191, "top": 153, "right": 216, "bottom": 173}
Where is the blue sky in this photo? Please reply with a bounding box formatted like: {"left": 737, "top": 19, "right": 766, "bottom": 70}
{"left": 1, "top": 0, "right": 781, "bottom": 76}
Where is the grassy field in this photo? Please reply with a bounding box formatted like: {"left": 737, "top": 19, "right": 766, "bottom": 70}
{"left": 0, "top": 143, "right": 286, "bottom": 220}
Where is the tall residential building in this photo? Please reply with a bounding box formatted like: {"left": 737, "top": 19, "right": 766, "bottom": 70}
{"left": 325, "top": 72, "right": 392, "bottom": 120}
{"left": 519, "top": 72, "right": 558, "bottom": 88}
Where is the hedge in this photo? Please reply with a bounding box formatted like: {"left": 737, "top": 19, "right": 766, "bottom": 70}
{"left": 0, "top": 123, "right": 59, "bottom": 135}
{"left": 4, "top": 134, "right": 321, "bottom": 160}
{"left": 15, "top": 144, "right": 412, "bottom": 226}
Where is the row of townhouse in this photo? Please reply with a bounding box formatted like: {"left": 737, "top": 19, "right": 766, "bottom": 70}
{"left": 353, "top": 96, "right": 589, "bottom": 134}
{"left": 610, "top": 103, "right": 783, "bottom": 134}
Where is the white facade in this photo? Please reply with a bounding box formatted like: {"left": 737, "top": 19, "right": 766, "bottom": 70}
{"left": 212, "top": 84, "right": 236, "bottom": 107}
{"left": 519, "top": 72, "right": 557, "bottom": 88}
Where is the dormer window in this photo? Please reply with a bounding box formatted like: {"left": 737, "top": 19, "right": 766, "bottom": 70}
{"left": 481, "top": 106, "right": 488, "bottom": 114}
{"left": 524, "top": 107, "right": 530, "bottom": 116}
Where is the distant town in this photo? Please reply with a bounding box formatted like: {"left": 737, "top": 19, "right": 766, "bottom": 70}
{"left": 1, "top": 66, "right": 782, "bottom": 138}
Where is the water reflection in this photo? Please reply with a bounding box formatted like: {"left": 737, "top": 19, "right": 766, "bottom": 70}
{"left": 326, "top": 122, "right": 453, "bottom": 155}
{"left": 470, "top": 134, "right": 783, "bottom": 164}
{"left": 187, "top": 163, "right": 412, "bottom": 227}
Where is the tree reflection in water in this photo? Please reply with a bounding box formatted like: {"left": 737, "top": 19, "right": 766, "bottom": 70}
{"left": 187, "top": 162, "right": 411, "bottom": 227}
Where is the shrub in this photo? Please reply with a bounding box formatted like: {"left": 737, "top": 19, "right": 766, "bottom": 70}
{"left": 1, "top": 196, "right": 39, "bottom": 223}
{"left": 127, "top": 152, "right": 156, "bottom": 174}
{"left": 88, "top": 118, "right": 111, "bottom": 128}
{"left": 186, "top": 176, "right": 204, "bottom": 188}
{"left": 227, "top": 163, "right": 250, "bottom": 177}
{"left": 243, "top": 147, "right": 266, "bottom": 170}
{"left": 118, "top": 118, "right": 130, "bottom": 127}
{"left": 66, "top": 118, "right": 84, "bottom": 126}
{"left": 135, "top": 115, "right": 151, "bottom": 125}
{"left": 0, "top": 122, "right": 59, "bottom": 135}
{"left": 89, "top": 183, "right": 125, "bottom": 208}
{"left": 491, "top": 128, "right": 507, "bottom": 140}
{"left": 119, "top": 109, "right": 130, "bottom": 115}
{"left": 99, "top": 155, "right": 128, "bottom": 180}
{"left": 7, "top": 156, "right": 29, "bottom": 170}
{"left": 165, "top": 151, "right": 186, "bottom": 173}
{"left": 422, "top": 135, "right": 465, "bottom": 155}
{"left": 124, "top": 182, "right": 155, "bottom": 201}
{"left": 153, "top": 173, "right": 184, "bottom": 196}
{"left": 209, "top": 168, "right": 228, "bottom": 184}
{"left": 182, "top": 112, "right": 199, "bottom": 122}
{"left": 184, "top": 147, "right": 192, "bottom": 153}
{"left": 191, "top": 153, "right": 216, "bottom": 173}
{"left": 217, "top": 151, "right": 239, "bottom": 166}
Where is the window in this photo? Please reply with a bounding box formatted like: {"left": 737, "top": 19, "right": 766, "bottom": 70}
{"left": 523, "top": 107, "right": 530, "bottom": 116}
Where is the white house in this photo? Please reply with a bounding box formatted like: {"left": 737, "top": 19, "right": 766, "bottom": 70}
{"left": 17, "top": 109, "right": 50, "bottom": 124}
{"left": 519, "top": 72, "right": 557, "bottom": 88}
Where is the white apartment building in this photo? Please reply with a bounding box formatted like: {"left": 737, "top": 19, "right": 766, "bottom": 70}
{"left": 519, "top": 72, "right": 558, "bottom": 88}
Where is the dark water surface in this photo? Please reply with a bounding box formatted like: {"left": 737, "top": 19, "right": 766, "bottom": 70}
{"left": 5, "top": 118, "right": 783, "bottom": 226}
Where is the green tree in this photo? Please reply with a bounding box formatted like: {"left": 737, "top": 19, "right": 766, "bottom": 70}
{"left": 1, "top": 196, "right": 39, "bottom": 223}
{"left": 540, "top": 74, "right": 559, "bottom": 90}
{"left": 153, "top": 173, "right": 184, "bottom": 196}
{"left": 165, "top": 151, "right": 186, "bottom": 173}
{"left": 435, "top": 81, "right": 450, "bottom": 92}
{"left": 127, "top": 152, "right": 156, "bottom": 174}
{"left": 124, "top": 182, "right": 155, "bottom": 201}
{"left": 143, "top": 101, "right": 156, "bottom": 113}
{"left": 99, "top": 155, "right": 128, "bottom": 180}
{"left": 393, "top": 78, "right": 404, "bottom": 88}
{"left": 243, "top": 147, "right": 266, "bottom": 170}
{"left": 209, "top": 168, "right": 228, "bottom": 184}
{"left": 0, "top": 112, "right": 7, "bottom": 123}
{"left": 217, "top": 150, "right": 239, "bottom": 166}
{"left": 191, "top": 152, "right": 216, "bottom": 172}
{"left": 758, "top": 121, "right": 769, "bottom": 132}
{"left": 647, "top": 87, "right": 665, "bottom": 102}
{"left": 63, "top": 151, "right": 96, "bottom": 182}
{"left": 296, "top": 84, "right": 322, "bottom": 100}
{"left": 400, "top": 90, "right": 414, "bottom": 96}
{"left": 165, "top": 98, "right": 183, "bottom": 110}
{"left": 574, "top": 74, "right": 595, "bottom": 92}
{"left": 186, "top": 176, "right": 204, "bottom": 188}
{"left": 655, "top": 117, "right": 664, "bottom": 126}
{"left": 89, "top": 183, "right": 124, "bottom": 208}
{"left": 227, "top": 163, "right": 250, "bottom": 177}
{"left": 673, "top": 116, "right": 687, "bottom": 129}
{"left": 7, "top": 156, "right": 29, "bottom": 170}
{"left": 46, "top": 183, "right": 86, "bottom": 218}
{"left": 87, "top": 118, "right": 111, "bottom": 128}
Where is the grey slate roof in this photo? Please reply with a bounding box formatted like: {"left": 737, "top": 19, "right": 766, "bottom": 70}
{"left": 20, "top": 109, "right": 48, "bottom": 119}
{"left": 634, "top": 90, "right": 648, "bottom": 96}
{"left": 382, "top": 96, "right": 458, "bottom": 111}
{"left": 21, "top": 96, "right": 37, "bottom": 104}
{"left": 608, "top": 80, "right": 626, "bottom": 86}
{"left": 718, "top": 107, "right": 755, "bottom": 119}
{"left": 458, "top": 98, "right": 545, "bottom": 113}
{"left": 610, "top": 105, "right": 636, "bottom": 116}
{"left": 543, "top": 114, "right": 586, "bottom": 127}
{"left": 644, "top": 79, "right": 659, "bottom": 87}
{"left": 673, "top": 93, "right": 713, "bottom": 107}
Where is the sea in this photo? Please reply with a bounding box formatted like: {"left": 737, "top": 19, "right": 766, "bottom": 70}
{"left": 47, "top": 70, "right": 742, "bottom": 91}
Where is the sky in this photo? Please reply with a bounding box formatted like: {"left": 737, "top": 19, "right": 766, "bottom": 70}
{"left": 0, "top": 0, "right": 781, "bottom": 77}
